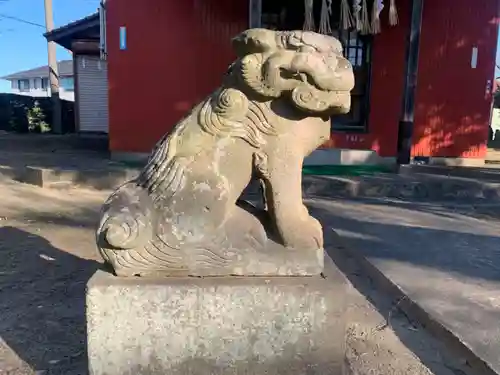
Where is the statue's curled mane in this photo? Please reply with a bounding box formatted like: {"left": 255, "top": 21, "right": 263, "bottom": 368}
{"left": 136, "top": 85, "right": 277, "bottom": 197}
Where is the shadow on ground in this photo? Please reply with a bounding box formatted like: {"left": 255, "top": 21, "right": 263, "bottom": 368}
{"left": 313, "top": 203, "right": 500, "bottom": 282}
{"left": 326, "top": 196, "right": 500, "bottom": 221}
{"left": 0, "top": 178, "right": 105, "bottom": 229}
{"left": 0, "top": 226, "right": 103, "bottom": 374}
{"left": 2, "top": 193, "right": 499, "bottom": 374}
{"left": 315, "top": 202, "right": 500, "bottom": 375}
{"left": 15, "top": 209, "right": 101, "bottom": 230}
{"left": 327, "top": 245, "right": 460, "bottom": 375}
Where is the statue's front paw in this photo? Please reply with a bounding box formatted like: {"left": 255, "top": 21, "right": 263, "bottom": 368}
{"left": 281, "top": 215, "right": 324, "bottom": 250}
{"left": 307, "top": 216, "right": 324, "bottom": 249}
{"left": 247, "top": 224, "right": 268, "bottom": 248}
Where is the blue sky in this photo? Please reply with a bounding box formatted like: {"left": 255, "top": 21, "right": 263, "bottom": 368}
{"left": 0, "top": 0, "right": 100, "bottom": 92}
{"left": 0, "top": 1, "right": 499, "bottom": 92}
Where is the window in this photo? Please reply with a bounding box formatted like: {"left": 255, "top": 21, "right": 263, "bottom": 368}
{"left": 41, "top": 78, "right": 49, "bottom": 91}
{"left": 17, "top": 79, "right": 30, "bottom": 92}
{"left": 331, "top": 30, "right": 372, "bottom": 133}
{"left": 60, "top": 77, "right": 74, "bottom": 92}
{"left": 345, "top": 32, "right": 366, "bottom": 68}
{"left": 33, "top": 78, "right": 40, "bottom": 90}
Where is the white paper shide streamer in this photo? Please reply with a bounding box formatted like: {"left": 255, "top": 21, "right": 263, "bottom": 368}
{"left": 303, "top": 0, "right": 316, "bottom": 31}
{"left": 360, "top": 0, "right": 371, "bottom": 34}
{"left": 319, "top": 0, "right": 333, "bottom": 34}
{"left": 353, "top": 0, "right": 362, "bottom": 31}
{"left": 389, "top": 0, "right": 399, "bottom": 26}
{"left": 305, "top": 0, "right": 397, "bottom": 35}
{"left": 340, "top": 0, "right": 353, "bottom": 30}
{"left": 371, "top": 0, "right": 384, "bottom": 34}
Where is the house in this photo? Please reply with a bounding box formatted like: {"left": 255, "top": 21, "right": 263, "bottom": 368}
{"left": 1, "top": 60, "right": 75, "bottom": 102}
{"left": 72, "top": 0, "right": 500, "bottom": 165}
{"left": 44, "top": 12, "right": 109, "bottom": 134}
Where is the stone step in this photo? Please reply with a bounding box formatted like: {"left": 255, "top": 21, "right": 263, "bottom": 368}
{"left": 245, "top": 173, "right": 500, "bottom": 202}
{"left": 0, "top": 164, "right": 139, "bottom": 190}
{"left": 0, "top": 133, "right": 109, "bottom": 154}
{"left": 2, "top": 160, "right": 499, "bottom": 202}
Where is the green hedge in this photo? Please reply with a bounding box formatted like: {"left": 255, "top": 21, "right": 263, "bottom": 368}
{"left": 0, "top": 93, "right": 75, "bottom": 134}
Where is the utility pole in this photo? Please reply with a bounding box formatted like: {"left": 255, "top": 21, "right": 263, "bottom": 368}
{"left": 44, "top": 0, "right": 62, "bottom": 134}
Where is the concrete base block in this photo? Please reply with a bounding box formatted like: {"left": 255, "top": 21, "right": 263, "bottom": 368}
{"left": 87, "top": 255, "right": 348, "bottom": 375}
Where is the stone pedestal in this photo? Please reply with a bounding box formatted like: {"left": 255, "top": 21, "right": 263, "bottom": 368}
{"left": 86, "top": 255, "right": 348, "bottom": 375}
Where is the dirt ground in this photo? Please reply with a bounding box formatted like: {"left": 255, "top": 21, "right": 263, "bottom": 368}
{"left": 0, "top": 176, "right": 473, "bottom": 375}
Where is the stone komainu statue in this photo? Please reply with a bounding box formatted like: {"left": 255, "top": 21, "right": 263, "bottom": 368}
{"left": 96, "top": 29, "right": 355, "bottom": 277}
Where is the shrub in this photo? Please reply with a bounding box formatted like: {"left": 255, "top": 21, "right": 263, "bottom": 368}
{"left": 0, "top": 93, "right": 75, "bottom": 134}
{"left": 27, "top": 100, "right": 50, "bottom": 133}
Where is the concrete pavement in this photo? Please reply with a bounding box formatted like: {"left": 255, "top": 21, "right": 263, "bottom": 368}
{"left": 310, "top": 198, "right": 500, "bottom": 375}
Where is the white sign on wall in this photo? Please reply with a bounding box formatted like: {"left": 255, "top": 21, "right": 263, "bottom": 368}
{"left": 471, "top": 46, "right": 478, "bottom": 69}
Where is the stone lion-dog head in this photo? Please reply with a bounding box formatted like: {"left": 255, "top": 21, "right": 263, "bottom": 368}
{"left": 231, "top": 28, "right": 354, "bottom": 117}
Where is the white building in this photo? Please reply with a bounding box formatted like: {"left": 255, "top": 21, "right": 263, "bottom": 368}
{"left": 1, "top": 60, "right": 75, "bottom": 102}
{"left": 44, "top": 12, "right": 109, "bottom": 133}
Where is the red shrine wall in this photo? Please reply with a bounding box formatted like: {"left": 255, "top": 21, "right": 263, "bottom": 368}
{"left": 105, "top": 0, "right": 248, "bottom": 153}
{"left": 106, "top": 0, "right": 498, "bottom": 161}
{"left": 411, "top": 0, "right": 498, "bottom": 160}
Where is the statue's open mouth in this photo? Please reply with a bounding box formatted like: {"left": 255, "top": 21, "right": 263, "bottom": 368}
{"left": 332, "top": 91, "right": 352, "bottom": 115}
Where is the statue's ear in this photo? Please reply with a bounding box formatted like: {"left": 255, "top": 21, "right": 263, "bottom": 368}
{"left": 232, "top": 29, "right": 277, "bottom": 57}
{"left": 239, "top": 53, "right": 283, "bottom": 98}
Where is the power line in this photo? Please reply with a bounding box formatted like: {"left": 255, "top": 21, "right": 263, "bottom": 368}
{"left": 0, "top": 13, "right": 45, "bottom": 28}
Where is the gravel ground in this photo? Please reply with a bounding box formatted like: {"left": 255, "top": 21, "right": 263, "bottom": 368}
{"left": 0, "top": 176, "right": 477, "bottom": 374}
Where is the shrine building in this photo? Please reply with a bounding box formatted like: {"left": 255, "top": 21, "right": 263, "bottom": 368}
{"left": 47, "top": 0, "right": 499, "bottom": 166}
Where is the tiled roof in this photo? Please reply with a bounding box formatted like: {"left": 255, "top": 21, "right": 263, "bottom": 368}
{"left": 1, "top": 60, "right": 73, "bottom": 80}
{"left": 44, "top": 12, "right": 99, "bottom": 42}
